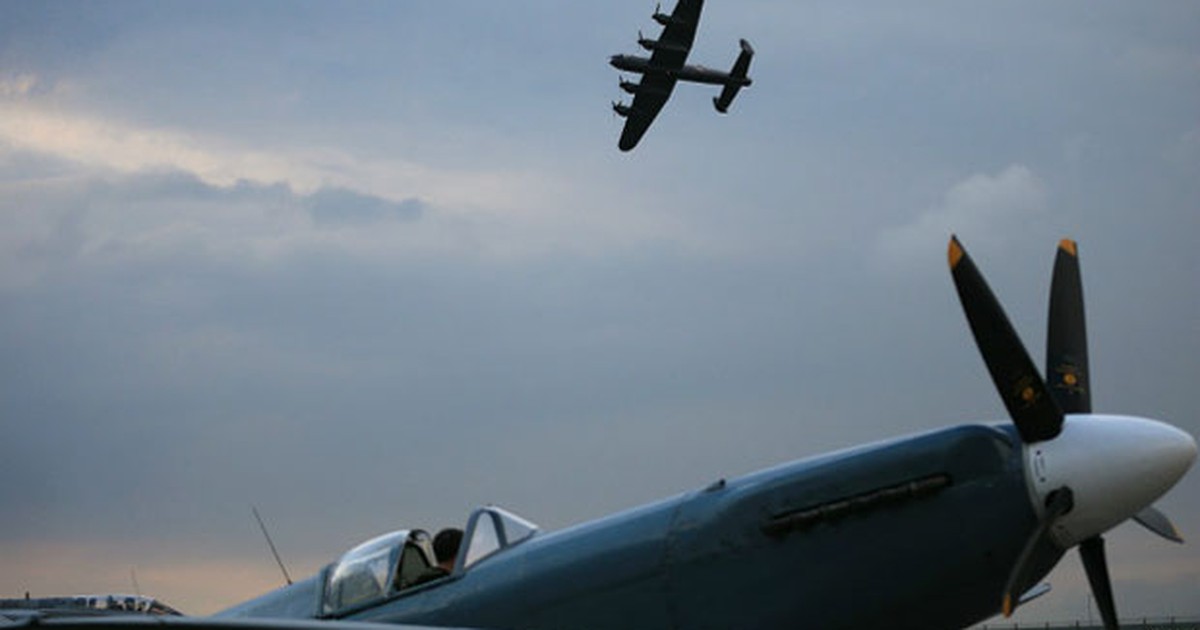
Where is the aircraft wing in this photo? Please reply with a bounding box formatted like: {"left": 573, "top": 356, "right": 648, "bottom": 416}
{"left": 617, "top": 72, "right": 677, "bottom": 151}
{"left": 649, "top": 0, "right": 703, "bottom": 69}
{"left": 616, "top": 0, "right": 702, "bottom": 151}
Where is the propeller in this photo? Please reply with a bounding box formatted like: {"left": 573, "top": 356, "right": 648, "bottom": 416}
{"left": 1046, "top": 239, "right": 1090, "bottom": 415}
{"left": 1001, "top": 487, "right": 1073, "bottom": 617}
{"left": 948, "top": 236, "right": 1063, "bottom": 443}
{"left": 1079, "top": 536, "right": 1118, "bottom": 630}
{"left": 611, "top": 100, "right": 631, "bottom": 121}
{"left": 1132, "top": 506, "right": 1184, "bottom": 543}
{"left": 1046, "top": 240, "right": 1185, "bottom": 547}
{"left": 947, "top": 236, "right": 1195, "bottom": 630}
{"left": 1045, "top": 240, "right": 1116, "bottom": 629}
{"left": 637, "top": 29, "right": 657, "bottom": 51}
{"left": 653, "top": 3, "right": 675, "bottom": 24}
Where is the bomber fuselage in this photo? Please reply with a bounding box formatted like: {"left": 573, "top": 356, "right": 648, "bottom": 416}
{"left": 609, "top": 54, "right": 751, "bottom": 87}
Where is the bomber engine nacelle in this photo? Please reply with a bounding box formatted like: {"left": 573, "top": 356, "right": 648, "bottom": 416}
{"left": 619, "top": 78, "right": 640, "bottom": 95}
{"left": 637, "top": 30, "right": 657, "bottom": 51}
{"left": 652, "top": 4, "right": 682, "bottom": 26}
{"left": 638, "top": 30, "right": 687, "bottom": 54}
{"left": 612, "top": 101, "right": 632, "bottom": 118}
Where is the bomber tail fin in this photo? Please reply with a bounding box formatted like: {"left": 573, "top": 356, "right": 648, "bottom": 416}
{"left": 713, "top": 39, "right": 754, "bottom": 113}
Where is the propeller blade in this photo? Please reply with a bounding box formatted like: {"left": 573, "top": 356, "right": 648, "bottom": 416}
{"left": 1017, "top": 582, "right": 1052, "bottom": 606}
{"left": 1079, "top": 536, "right": 1119, "bottom": 630}
{"left": 948, "top": 236, "right": 1064, "bottom": 443}
{"left": 1047, "top": 239, "right": 1091, "bottom": 414}
{"left": 1133, "top": 505, "right": 1185, "bottom": 543}
{"left": 1003, "top": 487, "right": 1074, "bottom": 616}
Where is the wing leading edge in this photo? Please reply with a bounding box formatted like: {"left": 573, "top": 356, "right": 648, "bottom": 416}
{"left": 617, "top": 73, "right": 676, "bottom": 152}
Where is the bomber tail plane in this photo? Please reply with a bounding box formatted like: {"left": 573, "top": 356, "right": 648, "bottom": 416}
{"left": 713, "top": 38, "right": 754, "bottom": 113}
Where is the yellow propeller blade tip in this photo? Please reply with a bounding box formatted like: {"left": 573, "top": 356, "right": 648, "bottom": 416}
{"left": 1058, "top": 239, "right": 1078, "bottom": 257}
{"left": 1002, "top": 594, "right": 1015, "bottom": 617}
{"left": 948, "top": 236, "right": 965, "bottom": 269}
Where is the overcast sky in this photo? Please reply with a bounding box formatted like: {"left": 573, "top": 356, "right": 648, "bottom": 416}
{"left": 2, "top": 1, "right": 1198, "bottom": 624}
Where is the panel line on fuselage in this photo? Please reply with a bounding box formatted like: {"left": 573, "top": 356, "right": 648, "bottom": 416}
{"left": 762, "top": 473, "right": 952, "bottom": 538}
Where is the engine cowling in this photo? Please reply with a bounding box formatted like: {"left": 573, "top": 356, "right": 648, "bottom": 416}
{"left": 652, "top": 2, "right": 682, "bottom": 25}
{"left": 637, "top": 30, "right": 687, "bottom": 54}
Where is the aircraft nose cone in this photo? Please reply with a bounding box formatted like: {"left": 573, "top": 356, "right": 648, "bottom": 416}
{"left": 1024, "top": 415, "right": 1197, "bottom": 547}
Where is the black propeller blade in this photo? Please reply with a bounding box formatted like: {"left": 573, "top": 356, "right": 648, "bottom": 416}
{"left": 1047, "top": 245, "right": 1186, "bottom": 520}
{"left": 1002, "top": 487, "right": 1074, "bottom": 617}
{"left": 1047, "top": 240, "right": 1117, "bottom": 628}
{"left": 1079, "top": 536, "right": 1119, "bottom": 630}
{"left": 1047, "top": 239, "right": 1091, "bottom": 414}
{"left": 948, "top": 236, "right": 1064, "bottom": 443}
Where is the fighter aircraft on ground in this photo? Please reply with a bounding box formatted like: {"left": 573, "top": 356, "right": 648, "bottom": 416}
{"left": 7, "top": 239, "right": 1194, "bottom": 630}
{"left": 189, "top": 237, "right": 1194, "bottom": 630}
{"left": 609, "top": 0, "right": 754, "bottom": 151}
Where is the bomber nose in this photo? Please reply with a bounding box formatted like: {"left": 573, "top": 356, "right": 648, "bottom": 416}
{"left": 1025, "top": 415, "right": 1197, "bottom": 547}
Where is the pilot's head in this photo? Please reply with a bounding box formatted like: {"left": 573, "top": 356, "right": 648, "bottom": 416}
{"left": 433, "top": 528, "right": 463, "bottom": 571}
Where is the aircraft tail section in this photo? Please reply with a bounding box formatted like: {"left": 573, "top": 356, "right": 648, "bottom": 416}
{"left": 713, "top": 38, "right": 754, "bottom": 113}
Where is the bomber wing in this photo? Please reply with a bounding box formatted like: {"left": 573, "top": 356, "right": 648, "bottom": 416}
{"left": 613, "top": 0, "right": 708, "bottom": 151}
{"left": 647, "top": 0, "right": 703, "bottom": 70}
{"left": 617, "top": 72, "right": 676, "bottom": 151}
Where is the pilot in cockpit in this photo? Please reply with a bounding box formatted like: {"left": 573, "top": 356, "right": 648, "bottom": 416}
{"left": 413, "top": 527, "right": 462, "bottom": 585}
{"left": 433, "top": 528, "right": 462, "bottom": 572}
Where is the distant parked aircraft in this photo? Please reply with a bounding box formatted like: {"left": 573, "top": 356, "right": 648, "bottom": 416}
{"left": 0, "top": 593, "right": 181, "bottom": 618}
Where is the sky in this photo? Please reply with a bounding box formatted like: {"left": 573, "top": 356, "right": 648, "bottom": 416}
{"left": 1, "top": 0, "right": 1198, "bottom": 624}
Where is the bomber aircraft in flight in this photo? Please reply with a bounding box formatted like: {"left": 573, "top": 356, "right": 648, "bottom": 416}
{"left": 12, "top": 239, "right": 1198, "bottom": 630}
{"left": 610, "top": 0, "right": 754, "bottom": 151}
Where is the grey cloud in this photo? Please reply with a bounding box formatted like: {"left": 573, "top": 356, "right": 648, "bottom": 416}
{"left": 84, "top": 171, "right": 292, "bottom": 204}
{"left": 873, "top": 164, "right": 1049, "bottom": 272}
{"left": 0, "top": 168, "right": 429, "bottom": 286}
{"left": 79, "top": 172, "right": 424, "bottom": 226}
{"left": 0, "top": 147, "right": 81, "bottom": 183}
{"left": 306, "top": 187, "right": 423, "bottom": 226}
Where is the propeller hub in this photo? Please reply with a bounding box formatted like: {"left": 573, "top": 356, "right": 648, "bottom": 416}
{"left": 1024, "top": 414, "right": 1197, "bottom": 547}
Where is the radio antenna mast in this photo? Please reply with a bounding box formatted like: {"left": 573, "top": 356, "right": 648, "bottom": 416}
{"left": 252, "top": 505, "right": 293, "bottom": 586}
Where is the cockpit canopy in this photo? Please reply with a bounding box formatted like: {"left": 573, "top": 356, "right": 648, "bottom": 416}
{"left": 321, "top": 506, "right": 538, "bottom": 617}
{"left": 323, "top": 529, "right": 432, "bottom": 614}
{"left": 458, "top": 505, "right": 538, "bottom": 571}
